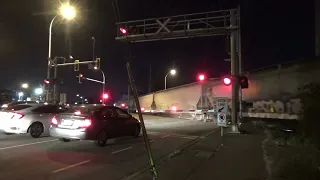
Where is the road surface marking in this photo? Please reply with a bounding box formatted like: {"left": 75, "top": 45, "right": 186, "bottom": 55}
{"left": 0, "top": 139, "right": 58, "bottom": 151}
{"left": 111, "top": 147, "right": 132, "bottom": 155}
{"left": 149, "top": 140, "right": 155, "bottom": 143}
{"left": 177, "top": 136, "right": 197, "bottom": 139}
{"left": 161, "top": 135, "right": 171, "bottom": 139}
{"left": 146, "top": 131, "right": 159, "bottom": 135}
{"left": 52, "top": 160, "right": 91, "bottom": 173}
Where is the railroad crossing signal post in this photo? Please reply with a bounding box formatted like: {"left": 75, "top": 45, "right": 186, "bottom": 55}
{"left": 115, "top": 7, "right": 241, "bottom": 133}
{"left": 230, "top": 10, "right": 240, "bottom": 133}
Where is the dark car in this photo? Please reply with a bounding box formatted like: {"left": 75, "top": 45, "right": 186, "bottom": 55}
{"left": 49, "top": 104, "right": 141, "bottom": 146}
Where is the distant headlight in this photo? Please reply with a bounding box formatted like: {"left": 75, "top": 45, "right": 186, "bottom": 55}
{"left": 2, "top": 104, "right": 8, "bottom": 108}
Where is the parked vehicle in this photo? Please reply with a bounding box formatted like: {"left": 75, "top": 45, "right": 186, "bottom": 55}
{"left": 49, "top": 104, "right": 141, "bottom": 146}
{"left": 0, "top": 103, "right": 67, "bottom": 137}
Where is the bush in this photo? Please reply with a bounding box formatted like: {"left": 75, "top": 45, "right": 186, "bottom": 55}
{"left": 298, "top": 83, "right": 320, "bottom": 149}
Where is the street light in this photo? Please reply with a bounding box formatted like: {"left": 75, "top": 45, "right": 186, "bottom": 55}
{"left": 59, "top": 4, "right": 76, "bottom": 20}
{"left": 46, "top": 3, "right": 77, "bottom": 101}
{"left": 18, "top": 92, "right": 24, "bottom": 101}
{"left": 164, "top": 69, "right": 177, "bottom": 90}
{"left": 21, "top": 83, "right": 29, "bottom": 89}
{"left": 35, "top": 88, "right": 43, "bottom": 95}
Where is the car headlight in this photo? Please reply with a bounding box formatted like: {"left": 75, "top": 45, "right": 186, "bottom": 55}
{"left": 2, "top": 104, "right": 8, "bottom": 108}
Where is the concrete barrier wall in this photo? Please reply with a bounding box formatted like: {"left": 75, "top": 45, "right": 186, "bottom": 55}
{"left": 139, "top": 59, "right": 320, "bottom": 115}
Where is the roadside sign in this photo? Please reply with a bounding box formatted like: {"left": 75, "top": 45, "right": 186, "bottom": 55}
{"left": 217, "top": 113, "right": 227, "bottom": 127}
{"left": 216, "top": 97, "right": 228, "bottom": 113}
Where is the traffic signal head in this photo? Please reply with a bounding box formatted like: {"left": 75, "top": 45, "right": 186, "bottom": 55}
{"left": 198, "top": 74, "right": 205, "bottom": 81}
{"left": 223, "top": 77, "right": 232, "bottom": 86}
{"left": 239, "top": 76, "right": 249, "bottom": 89}
{"left": 102, "top": 93, "right": 109, "bottom": 99}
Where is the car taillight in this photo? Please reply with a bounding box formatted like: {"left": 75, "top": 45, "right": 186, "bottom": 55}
{"left": 80, "top": 119, "right": 91, "bottom": 128}
{"left": 11, "top": 112, "right": 24, "bottom": 120}
{"left": 51, "top": 116, "right": 58, "bottom": 125}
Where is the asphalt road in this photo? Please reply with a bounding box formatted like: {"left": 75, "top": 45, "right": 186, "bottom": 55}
{"left": 0, "top": 115, "right": 217, "bottom": 180}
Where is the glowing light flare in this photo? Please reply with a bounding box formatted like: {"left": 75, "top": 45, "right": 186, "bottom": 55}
{"left": 121, "top": 103, "right": 125, "bottom": 107}
{"left": 198, "top": 74, "right": 205, "bottom": 81}
{"left": 80, "top": 119, "right": 92, "bottom": 128}
{"left": 59, "top": 4, "right": 76, "bottom": 20}
{"left": 74, "top": 111, "right": 81, "bottom": 115}
{"left": 171, "top": 106, "right": 177, "bottom": 111}
{"left": 223, "top": 77, "right": 231, "bottom": 86}
{"left": 51, "top": 116, "right": 58, "bottom": 125}
{"left": 120, "top": 28, "right": 127, "bottom": 34}
{"left": 103, "top": 93, "right": 109, "bottom": 99}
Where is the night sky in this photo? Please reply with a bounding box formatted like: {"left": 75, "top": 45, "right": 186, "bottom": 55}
{"left": 0, "top": 0, "right": 315, "bottom": 102}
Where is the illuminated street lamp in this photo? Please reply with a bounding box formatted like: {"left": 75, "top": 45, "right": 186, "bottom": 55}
{"left": 165, "top": 69, "right": 177, "bottom": 90}
{"left": 34, "top": 88, "right": 43, "bottom": 95}
{"left": 18, "top": 92, "right": 24, "bottom": 101}
{"left": 46, "top": 3, "right": 77, "bottom": 101}
{"left": 21, "top": 83, "right": 29, "bottom": 89}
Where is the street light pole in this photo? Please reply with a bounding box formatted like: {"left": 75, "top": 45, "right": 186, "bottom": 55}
{"left": 164, "top": 69, "right": 176, "bottom": 90}
{"left": 164, "top": 73, "right": 169, "bottom": 90}
{"left": 101, "top": 69, "right": 105, "bottom": 104}
{"left": 46, "top": 15, "right": 57, "bottom": 102}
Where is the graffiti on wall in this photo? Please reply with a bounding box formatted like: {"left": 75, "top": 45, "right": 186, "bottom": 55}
{"left": 248, "top": 98, "right": 301, "bottom": 114}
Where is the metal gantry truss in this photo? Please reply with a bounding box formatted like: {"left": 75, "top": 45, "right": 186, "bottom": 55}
{"left": 116, "top": 8, "right": 239, "bottom": 43}
{"left": 115, "top": 7, "right": 242, "bottom": 134}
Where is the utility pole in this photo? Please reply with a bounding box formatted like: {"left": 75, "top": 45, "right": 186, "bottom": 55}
{"left": 53, "top": 59, "right": 58, "bottom": 104}
{"left": 230, "top": 9, "right": 240, "bottom": 133}
{"left": 149, "top": 64, "right": 152, "bottom": 93}
{"left": 128, "top": 83, "right": 131, "bottom": 113}
{"left": 237, "top": 5, "right": 243, "bottom": 120}
{"left": 92, "top": 37, "right": 95, "bottom": 61}
{"left": 126, "top": 57, "right": 158, "bottom": 179}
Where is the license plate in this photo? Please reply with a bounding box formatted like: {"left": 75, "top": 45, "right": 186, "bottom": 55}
{"left": 62, "top": 120, "right": 73, "bottom": 126}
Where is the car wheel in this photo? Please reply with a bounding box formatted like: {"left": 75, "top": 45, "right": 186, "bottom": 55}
{"left": 95, "top": 131, "right": 107, "bottom": 147}
{"left": 133, "top": 125, "right": 141, "bottom": 138}
{"left": 59, "top": 138, "right": 70, "bottom": 142}
{"left": 29, "top": 123, "right": 43, "bottom": 138}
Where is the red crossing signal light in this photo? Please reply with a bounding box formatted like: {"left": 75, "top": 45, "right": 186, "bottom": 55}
{"left": 119, "top": 28, "right": 127, "bottom": 34}
{"left": 102, "top": 93, "right": 109, "bottom": 99}
{"left": 223, "top": 77, "right": 232, "bottom": 86}
{"left": 198, "top": 74, "right": 205, "bottom": 81}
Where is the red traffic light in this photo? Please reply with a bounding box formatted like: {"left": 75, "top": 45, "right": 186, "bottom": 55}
{"left": 198, "top": 74, "right": 205, "bottom": 81}
{"left": 102, "top": 93, "right": 109, "bottom": 99}
{"left": 119, "top": 28, "right": 127, "bottom": 34}
{"left": 44, "top": 79, "right": 50, "bottom": 84}
{"left": 79, "top": 74, "right": 83, "bottom": 78}
{"left": 121, "top": 103, "right": 126, "bottom": 107}
{"left": 223, "top": 77, "right": 232, "bottom": 86}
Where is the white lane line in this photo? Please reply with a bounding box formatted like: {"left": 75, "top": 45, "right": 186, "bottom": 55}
{"left": 111, "top": 147, "right": 132, "bottom": 155}
{"left": 161, "top": 135, "right": 171, "bottom": 139}
{"left": 0, "top": 139, "right": 58, "bottom": 151}
{"left": 52, "top": 160, "right": 91, "bottom": 173}
{"left": 149, "top": 140, "right": 155, "bottom": 143}
{"left": 177, "top": 136, "right": 197, "bottom": 140}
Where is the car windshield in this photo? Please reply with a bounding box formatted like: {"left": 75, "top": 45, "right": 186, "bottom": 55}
{"left": 4, "top": 104, "right": 32, "bottom": 111}
{"left": 65, "top": 105, "right": 103, "bottom": 114}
